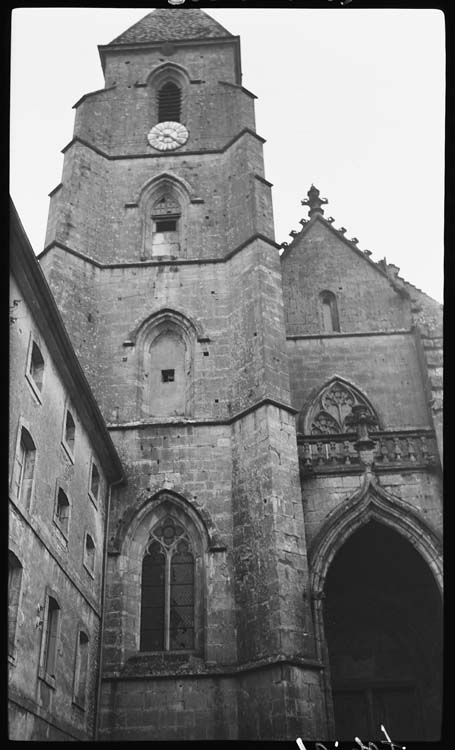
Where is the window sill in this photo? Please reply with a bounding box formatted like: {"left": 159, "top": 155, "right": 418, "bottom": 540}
{"left": 61, "top": 440, "right": 75, "bottom": 464}
{"left": 88, "top": 491, "right": 99, "bottom": 509}
{"left": 25, "top": 372, "right": 43, "bottom": 404}
{"left": 72, "top": 698, "right": 86, "bottom": 712}
{"left": 52, "top": 518, "right": 69, "bottom": 545}
{"left": 83, "top": 562, "right": 95, "bottom": 579}
{"left": 38, "top": 666, "right": 56, "bottom": 689}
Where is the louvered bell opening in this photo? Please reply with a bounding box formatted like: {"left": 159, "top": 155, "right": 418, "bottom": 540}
{"left": 158, "top": 82, "right": 181, "bottom": 123}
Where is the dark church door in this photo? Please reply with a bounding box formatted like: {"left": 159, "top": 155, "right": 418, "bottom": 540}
{"left": 324, "top": 521, "right": 442, "bottom": 742}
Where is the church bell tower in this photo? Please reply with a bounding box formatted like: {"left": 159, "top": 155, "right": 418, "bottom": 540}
{"left": 40, "top": 9, "right": 327, "bottom": 740}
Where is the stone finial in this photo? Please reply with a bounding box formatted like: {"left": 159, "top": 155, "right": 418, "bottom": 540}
{"left": 301, "top": 185, "right": 328, "bottom": 217}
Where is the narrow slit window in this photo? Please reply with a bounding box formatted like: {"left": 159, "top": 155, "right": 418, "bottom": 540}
{"left": 29, "top": 342, "right": 44, "bottom": 391}
{"left": 161, "top": 369, "right": 175, "bottom": 383}
{"left": 320, "top": 291, "right": 340, "bottom": 333}
{"left": 55, "top": 489, "right": 70, "bottom": 536}
{"left": 43, "top": 597, "right": 60, "bottom": 679}
{"left": 64, "top": 410, "right": 76, "bottom": 454}
{"left": 158, "top": 82, "right": 181, "bottom": 122}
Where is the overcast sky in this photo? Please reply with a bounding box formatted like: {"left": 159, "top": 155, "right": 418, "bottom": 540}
{"left": 10, "top": 7, "right": 444, "bottom": 302}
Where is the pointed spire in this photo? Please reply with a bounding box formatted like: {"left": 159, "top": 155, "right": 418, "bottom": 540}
{"left": 301, "top": 185, "right": 328, "bottom": 218}
{"left": 109, "top": 8, "right": 233, "bottom": 46}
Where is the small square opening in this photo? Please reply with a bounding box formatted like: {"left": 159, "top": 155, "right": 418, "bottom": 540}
{"left": 155, "top": 219, "right": 177, "bottom": 233}
{"left": 161, "top": 369, "right": 175, "bottom": 383}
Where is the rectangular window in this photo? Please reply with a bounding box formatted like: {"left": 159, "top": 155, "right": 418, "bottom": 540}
{"left": 84, "top": 534, "right": 95, "bottom": 576}
{"left": 73, "top": 631, "right": 89, "bottom": 708}
{"left": 8, "top": 551, "right": 22, "bottom": 657}
{"left": 155, "top": 218, "right": 178, "bottom": 233}
{"left": 89, "top": 462, "right": 100, "bottom": 504}
{"left": 12, "top": 426, "right": 36, "bottom": 506}
{"left": 42, "top": 597, "right": 60, "bottom": 680}
{"left": 29, "top": 341, "right": 45, "bottom": 391}
{"left": 55, "top": 488, "right": 70, "bottom": 537}
{"left": 64, "top": 410, "right": 75, "bottom": 455}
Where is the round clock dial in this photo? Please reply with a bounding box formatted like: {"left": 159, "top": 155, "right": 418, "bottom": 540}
{"left": 147, "top": 121, "right": 189, "bottom": 151}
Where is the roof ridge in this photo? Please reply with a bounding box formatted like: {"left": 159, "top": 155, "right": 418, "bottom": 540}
{"left": 108, "top": 8, "right": 233, "bottom": 46}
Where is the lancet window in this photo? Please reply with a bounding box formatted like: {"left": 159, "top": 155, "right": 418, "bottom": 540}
{"left": 320, "top": 291, "right": 340, "bottom": 333}
{"left": 140, "top": 515, "right": 195, "bottom": 652}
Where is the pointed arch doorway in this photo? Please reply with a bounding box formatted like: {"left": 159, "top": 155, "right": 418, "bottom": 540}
{"left": 323, "top": 521, "right": 442, "bottom": 742}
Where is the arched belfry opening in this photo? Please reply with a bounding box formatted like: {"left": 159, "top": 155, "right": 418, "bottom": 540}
{"left": 323, "top": 521, "right": 442, "bottom": 741}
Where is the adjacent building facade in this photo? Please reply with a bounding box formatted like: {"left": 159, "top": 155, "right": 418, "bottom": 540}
{"left": 10, "top": 8, "right": 443, "bottom": 742}
{"left": 9, "top": 204, "right": 124, "bottom": 740}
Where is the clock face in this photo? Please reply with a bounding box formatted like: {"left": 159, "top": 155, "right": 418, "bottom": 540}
{"left": 147, "top": 121, "right": 189, "bottom": 151}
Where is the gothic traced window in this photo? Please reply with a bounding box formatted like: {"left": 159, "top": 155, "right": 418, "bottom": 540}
{"left": 140, "top": 515, "right": 195, "bottom": 652}
{"left": 305, "top": 379, "right": 379, "bottom": 435}
{"left": 158, "top": 81, "right": 182, "bottom": 122}
{"left": 320, "top": 291, "right": 340, "bottom": 333}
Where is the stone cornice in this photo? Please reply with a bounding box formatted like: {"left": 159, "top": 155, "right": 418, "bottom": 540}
{"left": 102, "top": 653, "right": 324, "bottom": 681}
{"left": 38, "top": 233, "right": 280, "bottom": 265}
{"left": 106, "top": 397, "right": 298, "bottom": 431}
{"left": 60, "top": 127, "right": 266, "bottom": 161}
{"left": 287, "top": 329, "right": 414, "bottom": 341}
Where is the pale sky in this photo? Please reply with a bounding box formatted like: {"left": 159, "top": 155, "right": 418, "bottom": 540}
{"left": 10, "top": 7, "right": 444, "bottom": 302}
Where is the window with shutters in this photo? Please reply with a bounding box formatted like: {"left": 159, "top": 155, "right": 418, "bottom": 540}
{"left": 140, "top": 515, "right": 195, "bottom": 652}
{"left": 158, "top": 81, "right": 182, "bottom": 122}
{"left": 40, "top": 596, "right": 60, "bottom": 685}
{"left": 73, "top": 631, "right": 89, "bottom": 709}
{"left": 8, "top": 551, "right": 23, "bottom": 658}
{"left": 11, "top": 425, "right": 36, "bottom": 507}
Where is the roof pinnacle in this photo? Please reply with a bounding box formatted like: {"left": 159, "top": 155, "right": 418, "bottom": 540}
{"left": 301, "top": 185, "right": 328, "bottom": 218}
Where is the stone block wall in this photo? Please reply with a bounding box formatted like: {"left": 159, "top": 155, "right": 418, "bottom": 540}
{"left": 287, "top": 333, "right": 431, "bottom": 431}
{"left": 281, "top": 219, "right": 411, "bottom": 335}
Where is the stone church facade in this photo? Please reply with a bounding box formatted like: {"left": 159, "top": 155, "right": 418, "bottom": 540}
{"left": 9, "top": 9, "right": 443, "bottom": 742}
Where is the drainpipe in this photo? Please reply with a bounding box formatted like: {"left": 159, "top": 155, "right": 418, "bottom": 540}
{"left": 94, "top": 474, "right": 125, "bottom": 740}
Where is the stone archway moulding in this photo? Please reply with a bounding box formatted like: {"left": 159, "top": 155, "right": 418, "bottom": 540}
{"left": 136, "top": 172, "right": 195, "bottom": 207}
{"left": 309, "top": 471, "right": 443, "bottom": 597}
{"left": 109, "top": 488, "right": 226, "bottom": 555}
{"left": 128, "top": 307, "right": 207, "bottom": 346}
